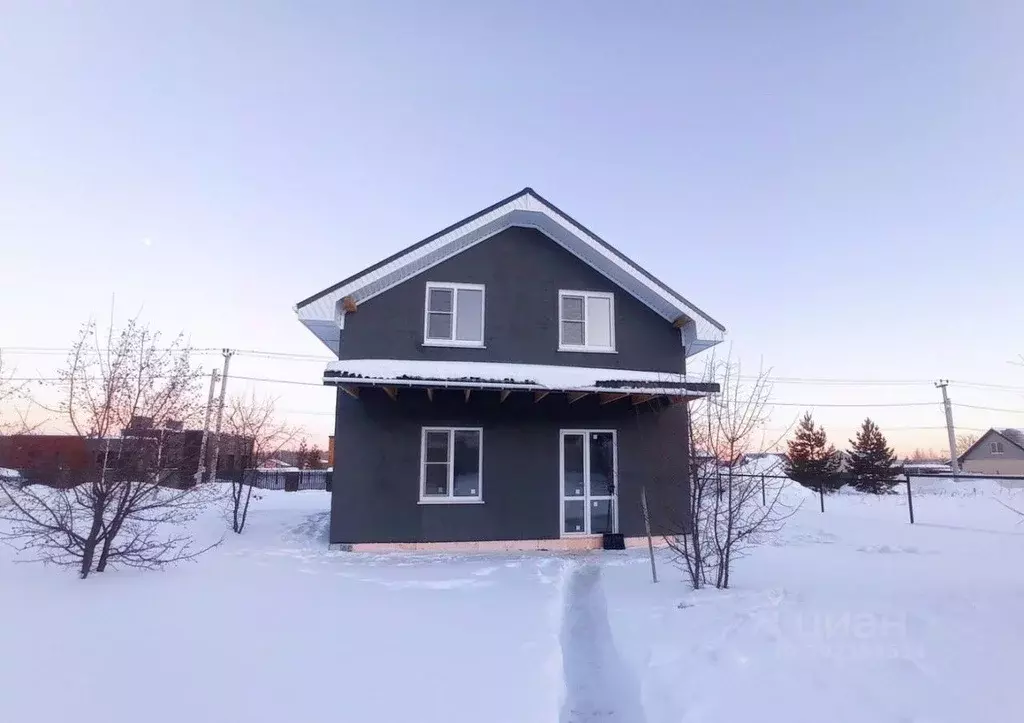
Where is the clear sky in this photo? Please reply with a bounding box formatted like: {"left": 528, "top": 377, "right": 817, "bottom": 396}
{"left": 2, "top": 1, "right": 1023, "bottom": 455}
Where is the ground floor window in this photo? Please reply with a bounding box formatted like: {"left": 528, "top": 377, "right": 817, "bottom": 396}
{"left": 420, "top": 427, "right": 483, "bottom": 502}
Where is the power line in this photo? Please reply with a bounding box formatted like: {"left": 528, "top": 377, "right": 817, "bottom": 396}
{"left": 766, "top": 401, "right": 939, "bottom": 408}
{"left": 954, "top": 402, "right": 1024, "bottom": 415}
{"left": 742, "top": 376, "right": 932, "bottom": 386}
{"left": 949, "top": 380, "right": 1024, "bottom": 393}
{"left": 231, "top": 349, "right": 333, "bottom": 362}
{"left": 229, "top": 374, "right": 323, "bottom": 387}
{"left": 0, "top": 346, "right": 223, "bottom": 356}
{"left": 0, "top": 372, "right": 980, "bottom": 404}
{"left": 0, "top": 346, "right": 331, "bottom": 361}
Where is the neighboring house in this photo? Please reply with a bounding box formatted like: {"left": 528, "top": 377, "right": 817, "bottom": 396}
{"left": 295, "top": 188, "right": 724, "bottom": 551}
{"left": 959, "top": 429, "right": 1024, "bottom": 476}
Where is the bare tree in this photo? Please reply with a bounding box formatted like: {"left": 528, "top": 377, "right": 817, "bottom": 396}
{"left": 955, "top": 433, "right": 979, "bottom": 457}
{"left": 0, "top": 317, "right": 219, "bottom": 578}
{"left": 222, "top": 393, "right": 299, "bottom": 534}
{"left": 0, "top": 351, "right": 39, "bottom": 435}
{"left": 665, "top": 357, "right": 796, "bottom": 590}
{"left": 910, "top": 447, "right": 940, "bottom": 462}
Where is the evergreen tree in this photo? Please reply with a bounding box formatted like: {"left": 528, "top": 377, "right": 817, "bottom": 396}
{"left": 847, "top": 418, "right": 900, "bottom": 494}
{"left": 785, "top": 412, "right": 843, "bottom": 491}
{"left": 296, "top": 439, "right": 309, "bottom": 470}
{"left": 307, "top": 445, "right": 325, "bottom": 470}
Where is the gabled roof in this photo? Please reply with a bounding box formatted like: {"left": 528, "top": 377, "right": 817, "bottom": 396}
{"left": 295, "top": 188, "right": 725, "bottom": 356}
{"left": 958, "top": 428, "right": 1024, "bottom": 462}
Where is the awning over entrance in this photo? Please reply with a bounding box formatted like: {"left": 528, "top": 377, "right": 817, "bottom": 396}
{"left": 323, "top": 359, "right": 718, "bottom": 404}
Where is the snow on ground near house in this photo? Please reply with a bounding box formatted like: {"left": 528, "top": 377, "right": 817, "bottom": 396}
{"left": 4, "top": 481, "right": 1024, "bottom": 722}
{"left": 0, "top": 490, "right": 568, "bottom": 723}
{"left": 602, "top": 480, "right": 1024, "bottom": 723}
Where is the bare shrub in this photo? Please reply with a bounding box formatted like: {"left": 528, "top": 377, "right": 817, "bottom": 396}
{"left": 0, "top": 317, "right": 220, "bottom": 578}
{"left": 222, "top": 394, "right": 300, "bottom": 534}
{"left": 665, "top": 357, "right": 797, "bottom": 590}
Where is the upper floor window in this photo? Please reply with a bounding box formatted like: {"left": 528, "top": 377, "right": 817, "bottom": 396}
{"left": 991, "top": 441, "right": 1005, "bottom": 455}
{"left": 559, "top": 290, "right": 615, "bottom": 352}
{"left": 424, "top": 282, "right": 485, "bottom": 347}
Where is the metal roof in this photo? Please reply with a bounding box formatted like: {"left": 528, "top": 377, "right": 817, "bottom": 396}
{"left": 295, "top": 188, "right": 725, "bottom": 357}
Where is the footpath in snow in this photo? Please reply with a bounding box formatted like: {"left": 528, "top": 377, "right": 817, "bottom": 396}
{"left": 559, "top": 562, "right": 645, "bottom": 722}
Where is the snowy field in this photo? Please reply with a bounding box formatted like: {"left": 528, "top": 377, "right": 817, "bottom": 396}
{"left": 0, "top": 491, "right": 568, "bottom": 723}
{"left": 603, "top": 480, "right": 1024, "bottom": 723}
{"left": 3, "top": 481, "right": 1024, "bottom": 722}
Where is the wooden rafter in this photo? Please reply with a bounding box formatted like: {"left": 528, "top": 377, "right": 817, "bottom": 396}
{"left": 534, "top": 390, "right": 549, "bottom": 403}
{"left": 382, "top": 386, "right": 397, "bottom": 401}
{"left": 426, "top": 388, "right": 433, "bottom": 402}
{"left": 500, "top": 390, "right": 511, "bottom": 403}
{"left": 567, "top": 391, "right": 589, "bottom": 405}
{"left": 631, "top": 393, "right": 655, "bottom": 406}
{"left": 599, "top": 392, "right": 628, "bottom": 406}
{"left": 340, "top": 385, "right": 359, "bottom": 400}
{"left": 464, "top": 389, "right": 471, "bottom": 402}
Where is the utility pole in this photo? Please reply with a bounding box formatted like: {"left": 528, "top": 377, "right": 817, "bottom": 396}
{"left": 209, "top": 349, "right": 234, "bottom": 483}
{"left": 936, "top": 380, "right": 959, "bottom": 478}
{"left": 194, "top": 368, "right": 220, "bottom": 484}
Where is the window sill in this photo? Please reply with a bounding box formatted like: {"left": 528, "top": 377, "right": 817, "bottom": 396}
{"left": 422, "top": 340, "right": 486, "bottom": 349}
{"left": 418, "top": 498, "right": 485, "bottom": 505}
{"left": 557, "top": 346, "right": 617, "bottom": 354}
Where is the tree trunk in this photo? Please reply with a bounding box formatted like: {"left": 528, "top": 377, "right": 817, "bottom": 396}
{"left": 79, "top": 539, "right": 97, "bottom": 579}
{"left": 96, "top": 524, "right": 117, "bottom": 572}
{"left": 231, "top": 481, "right": 242, "bottom": 533}
{"left": 79, "top": 494, "right": 107, "bottom": 579}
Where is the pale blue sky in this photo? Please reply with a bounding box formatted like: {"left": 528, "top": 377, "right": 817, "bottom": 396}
{"left": 2, "top": 1, "right": 1023, "bottom": 453}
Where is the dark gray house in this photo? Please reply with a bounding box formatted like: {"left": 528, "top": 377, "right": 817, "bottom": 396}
{"left": 295, "top": 188, "right": 724, "bottom": 550}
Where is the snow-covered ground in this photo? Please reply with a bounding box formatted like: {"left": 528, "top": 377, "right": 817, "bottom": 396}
{"left": 0, "top": 490, "right": 568, "bottom": 723}
{"left": 3, "top": 481, "right": 1023, "bottom": 722}
{"left": 602, "top": 480, "right": 1024, "bottom": 723}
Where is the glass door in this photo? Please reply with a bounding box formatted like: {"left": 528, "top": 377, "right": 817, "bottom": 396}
{"left": 560, "top": 430, "right": 617, "bottom": 536}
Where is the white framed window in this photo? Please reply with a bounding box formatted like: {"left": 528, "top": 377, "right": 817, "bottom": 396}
{"left": 991, "top": 441, "right": 1005, "bottom": 455}
{"left": 419, "top": 427, "right": 483, "bottom": 503}
{"left": 558, "top": 290, "right": 615, "bottom": 352}
{"left": 424, "top": 282, "right": 485, "bottom": 347}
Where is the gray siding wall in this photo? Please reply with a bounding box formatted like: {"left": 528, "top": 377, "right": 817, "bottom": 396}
{"left": 963, "top": 431, "right": 1024, "bottom": 462}
{"left": 331, "top": 387, "right": 690, "bottom": 544}
{"left": 339, "top": 226, "right": 684, "bottom": 373}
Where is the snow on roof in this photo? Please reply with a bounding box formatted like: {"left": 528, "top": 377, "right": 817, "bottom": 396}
{"left": 996, "top": 429, "right": 1024, "bottom": 446}
{"left": 295, "top": 188, "right": 724, "bottom": 357}
{"left": 0, "top": 467, "right": 20, "bottom": 479}
{"left": 323, "top": 359, "right": 715, "bottom": 396}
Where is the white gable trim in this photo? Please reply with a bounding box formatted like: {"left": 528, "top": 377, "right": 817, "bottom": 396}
{"left": 296, "top": 190, "right": 724, "bottom": 356}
